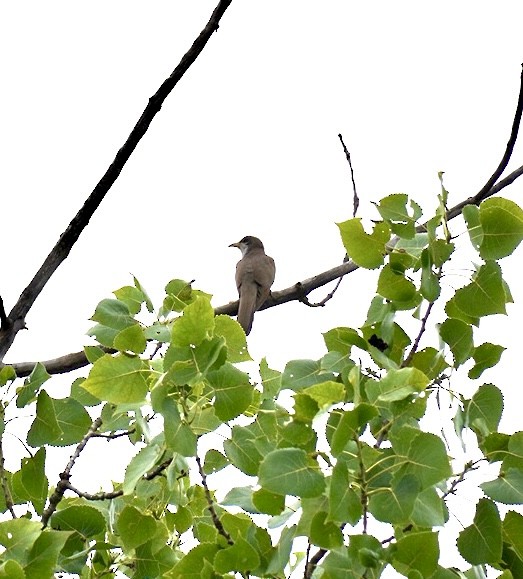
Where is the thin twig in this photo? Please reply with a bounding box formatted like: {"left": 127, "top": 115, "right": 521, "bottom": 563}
{"left": 196, "top": 455, "right": 233, "bottom": 545}
{"left": 402, "top": 299, "right": 436, "bottom": 367}
{"left": 338, "top": 133, "right": 359, "bottom": 217}
{"left": 297, "top": 275, "right": 345, "bottom": 308}
{"left": 0, "top": 0, "right": 234, "bottom": 363}
{"left": 41, "top": 416, "right": 103, "bottom": 527}
{"left": 442, "top": 460, "right": 483, "bottom": 499}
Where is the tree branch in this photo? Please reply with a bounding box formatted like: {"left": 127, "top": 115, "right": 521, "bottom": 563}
{"left": 0, "top": 0, "right": 234, "bottom": 363}
{"left": 196, "top": 454, "right": 233, "bottom": 545}
{"left": 4, "top": 67, "right": 523, "bottom": 376}
{"left": 41, "top": 416, "right": 103, "bottom": 528}
{"left": 474, "top": 63, "right": 523, "bottom": 203}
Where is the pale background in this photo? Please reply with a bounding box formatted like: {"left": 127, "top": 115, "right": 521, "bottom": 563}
{"left": 2, "top": 2, "right": 523, "bottom": 576}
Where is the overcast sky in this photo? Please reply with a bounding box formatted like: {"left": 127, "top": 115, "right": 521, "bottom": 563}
{"left": 2, "top": 2, "right": 523, "bottom": 576}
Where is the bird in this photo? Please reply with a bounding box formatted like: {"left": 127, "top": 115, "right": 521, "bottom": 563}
{"left": 229, "top": 236, "right": 275, "bottom": 335}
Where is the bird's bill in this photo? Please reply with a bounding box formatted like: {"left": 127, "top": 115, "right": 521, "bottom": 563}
{"left": 229, "top": 242, "right": 241, "bottom": 248}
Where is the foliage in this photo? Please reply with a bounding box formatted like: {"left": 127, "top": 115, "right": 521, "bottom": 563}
{"left": 1, "top": 191, "right": 523, "bottom": 578}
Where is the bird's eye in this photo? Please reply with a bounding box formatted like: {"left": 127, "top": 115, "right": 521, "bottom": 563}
{"left": 241, "top": 237, "right": 250, "bottom": 244}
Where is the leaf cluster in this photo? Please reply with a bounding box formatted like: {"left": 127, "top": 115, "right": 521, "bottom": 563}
{"left": 1, "top": 193, "right": 523, "bottom": 577}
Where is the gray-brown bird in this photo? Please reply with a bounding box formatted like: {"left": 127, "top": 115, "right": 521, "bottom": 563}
{"left": 229, "top": 236, "right": 275, "bottom": 335}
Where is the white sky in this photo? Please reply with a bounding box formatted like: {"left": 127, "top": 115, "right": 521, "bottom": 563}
{"left": 2, "top": 2, "right": 523, "bottom": 576}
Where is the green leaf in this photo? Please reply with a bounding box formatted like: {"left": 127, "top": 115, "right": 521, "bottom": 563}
{"left": 135, "top": 541, "right": 177, "bottom": 578}
{"left": 466, "top": 384, "right": 503, "bottom": 436}
{"left": 409, "top": 347, "right": 448, "bottom": 380}
{"left": 83, "top": 353, "right": 149, "bottom": 404}
{"left": 117, "top": 505, "right": 158, "bottom": 550}
{"left": 16, "top": 362, "right": 50, "bottom": 408}
{"left": 169, "top": 543, "right": 219, "bottom": 578}
{"left": 330, "top": 404, "right": 378, "bottom": 456}
{"left": 346, "top": 534, "right": 385, "bottom": 576}
{"left": 439, "top": 318, "right": 474, "bottom": 367}
{"left": 481, "top": 469, "right": 523, "bottom": 504}
{"left": 393, "top": 428, "right": 451, "bottom": 489}
{"left": 70, "top": 377, "right": 100, "bottom": 406}
{"left": 337, "top": 218, "right": 391, "bottom": 269}
{"left": 377, "top": 264, "right": 420, "bottom": 309}
{"left": 208, "top": 362, "right": 253, "bottom": 421}
{"left": 503, "top": 432, "right": 523, "bottom": 470}
{"left": 309, "top": 511, "right": 343, "bottom": 549}
{"left": 11, "top": 448, "right": 48, "bottom": 515}
{"left": 252, "top": 488, "right": 285, "bottom": 515}
{"left": 113, "top": 323, "right": 147, "bottom": 354}
{"left": 162, "top": 398, "right": 197, "bottom": 456}
{"left": 301, "top": 380, "right": 345, "bottom": 407}
{"left": 457, "top": 498, "right": 502, "bottom": 565}
{"left": 24, "top": 530, "right": 71, "bottom": 579}
{"left": 282, "top": 359, "right": 335, "bottom": 391}
{"left": 266, "top": 525, "right": 295, "bottom": 574}
{"left": 0, "top": 365, "right": 16, "bottom": 387}
{"left": 260, "top": 357, "right": 282, "bottom": 400}
{"left": 392, "top": 531, "right": 439, "bottom": 577}
{"left": 222, "top": 487, "right": 257, "bottom": 513}
{"left": 214, "top": 315, "right": 251, "bottom": 362}
{"left": 224, "top": 425, "right": 264, "bottom": 476}
{"left": 171, "top": 296, "right": 215, "bottom": 347}
{"left": 468, "top": 343, "right": 505, "bottom": 379}
{"left": 0, "top": 519, "right": 41, "bottom": 562}
{"left": 445, "top": 261, "right": 510, "bottom": 322}
{"left": 374, "top": 193, "right": 422, "bottom": 239}
{"left": 329, "top": 460, "right": 362, "bottom": 524}
{"left": 203, "top": 449, "right": 228, "bottom": 474}
{"left": 366, "top": 367, "right": 429, "bottom": 403}
{"left": 411, "top": 487, "right": 448, "bottom": 527}
{"left": 214, "top": 536, "right": 260, "bottom": 573}
{"left": 26, "top": 390, "right": 62, "bottom": 447}
{"left": 477, "top": 197, "right": 523, "bottom": 259}
{"left": 258, "top": 448, "right": 325, "bottom": 498}
{"left": 90, "top": 298, "right": 134, "bottom": 329}
{"left": 369, "top": 474, "right": 420, "bottom": 524}
{"left": 161, "top": 279, "right": 211, "bottom": 316}
{"left": 123, "top": 443, "right": 164, "bottom": 495}
{"left": 51, "top": 505, "right": 106, "bottom": 537}
{"left": 323, "top": 326, "right": 368, "bottom": 354}
{"left": 463, "top": 204, "right": 483, "bottom": 252}
{"left": 0, "top": 560, "right": 24, "bottom": 578}
{"left": 420, "top": 257, "right": 441, "bottom": 301}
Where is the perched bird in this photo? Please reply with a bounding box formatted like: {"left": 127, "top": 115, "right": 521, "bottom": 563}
{"left": 229, "top": 236, "right": 275, "bottom": 335}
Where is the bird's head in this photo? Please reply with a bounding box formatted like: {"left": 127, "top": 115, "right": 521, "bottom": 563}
{"left": 229, "top": 236, "right": 264, "bottom": 256}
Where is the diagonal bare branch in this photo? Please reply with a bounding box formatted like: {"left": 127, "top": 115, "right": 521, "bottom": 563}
{"left": 0, "top": 0, "right": 233, "bottom": 363}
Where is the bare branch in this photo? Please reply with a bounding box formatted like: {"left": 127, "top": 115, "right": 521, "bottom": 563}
{"left": 4, "top": 347, "right": 116, "bottom": 378}
{"left": 0, "top": 0, "right": 234, "bottom": 363}
{"left": 475, "top": 63, "right": 523, "bottom": 203}
{"left": 0, "top": 297, "right": 10, "bottom": 333}
{"left": 304, "top": 547, "right": 328, "bottom": 578}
